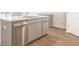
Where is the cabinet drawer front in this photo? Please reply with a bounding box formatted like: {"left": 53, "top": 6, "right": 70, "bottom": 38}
{"left": 42, "top": 17, "right": 49, "bottom": 21}
{"left": 28, "top": 19, "right": 42, "bottom": 24}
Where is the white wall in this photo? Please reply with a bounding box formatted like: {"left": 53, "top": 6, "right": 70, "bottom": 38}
{"left": 66, "top": 12, "right": 79, "bottom": 37}
{"left": 52, "top": 12, "right": 66, "bottom": 29}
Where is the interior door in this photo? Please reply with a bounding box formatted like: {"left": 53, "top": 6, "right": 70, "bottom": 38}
{"left": 69, "top": 13, "right": 79, "bottom": 36}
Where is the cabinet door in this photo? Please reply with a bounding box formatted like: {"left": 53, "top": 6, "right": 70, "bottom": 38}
{"left": 36, "top": 22, "right": 42, "bottom": 38}
{"left": 28, "top": 22, "right": 42, "bottom": 42}
{"left": 43, "top": 21, "right": 49, "bottom": 35}
{"left": 28, "top": 24, "right": 37, "bottom": 42}
{"left": 68, "top": 13, "right": 79, "bottom": 36}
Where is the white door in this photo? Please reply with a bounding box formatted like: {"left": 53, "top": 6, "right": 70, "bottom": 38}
{"left": 67, "top": 13, "right": 79, "bottom": 36}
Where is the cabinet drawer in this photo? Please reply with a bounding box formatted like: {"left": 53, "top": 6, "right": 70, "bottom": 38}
{"left": 42, "top": 17, "right": 49, "bottom": 21}
{"left": 28, "top": 19, "right": 42, "bottom": 24}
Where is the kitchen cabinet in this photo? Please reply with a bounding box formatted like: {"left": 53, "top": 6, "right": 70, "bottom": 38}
{"left": 28, "top": 20, "right": 42, "bottom": 43}
{"left": 0, "top": 16, "right": 49, "bottom": 46}
{"left": 38, "top": 14, "right": 53, "bottom": 27}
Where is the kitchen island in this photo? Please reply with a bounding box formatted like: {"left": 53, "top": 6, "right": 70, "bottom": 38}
{"left": 0, "top": 16, "right": 49, "bottom": 46}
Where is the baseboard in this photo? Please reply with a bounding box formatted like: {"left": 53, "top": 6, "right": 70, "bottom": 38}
{"left": 52, "top": 25, "right": 66, "bottom": 29}
{"left": 50, "top": 26, "right": 66, "bottom": 30}
{"left": 68, "top": 32, "right": 79, "bottom": 38}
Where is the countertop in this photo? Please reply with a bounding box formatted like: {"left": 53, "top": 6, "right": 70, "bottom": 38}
{"left": 1, "top": 15, "right": 49, "bottom": 22}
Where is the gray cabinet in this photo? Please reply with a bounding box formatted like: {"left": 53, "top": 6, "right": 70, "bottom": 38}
{"left": 28, "top": 22, "right": 42, "bottom": 42}
{"left": 1, "top": 16, "right": 49, "bottom": 46}
{"left": 36, "top": 22, "right": 42, "bottom": 37}
{"left": 28, "top": 23, "right": 37, "bottom": 42}
{"left": 28, "top": 18, "right": 49, "bottom": 43}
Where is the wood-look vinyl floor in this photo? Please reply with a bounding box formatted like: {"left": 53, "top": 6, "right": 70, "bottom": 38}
{"left": 28, "top": 27, "right": 79, "bottom": 46}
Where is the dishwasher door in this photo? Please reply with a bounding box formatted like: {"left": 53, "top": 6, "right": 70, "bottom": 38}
{"left": 12, "top": 21, "right": 28, "bottom": 46}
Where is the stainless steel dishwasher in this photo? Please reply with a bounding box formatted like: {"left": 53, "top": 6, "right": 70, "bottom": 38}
{"left": 12, "top": 21, "right": 28, "bottom": 46}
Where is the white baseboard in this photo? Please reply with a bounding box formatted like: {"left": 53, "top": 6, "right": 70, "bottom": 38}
{"left": 53, "top": 25, "right": 66, "bottom": 29}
